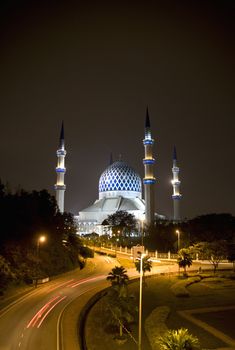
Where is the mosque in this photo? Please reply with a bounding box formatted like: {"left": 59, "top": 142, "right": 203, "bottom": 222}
{"left": 54, "top": 110, "right": 182, "bottom": 234}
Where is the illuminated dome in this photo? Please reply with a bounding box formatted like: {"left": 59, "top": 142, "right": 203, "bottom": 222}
{"left": 99, "top": 161, "right": 142, "bottom": 199}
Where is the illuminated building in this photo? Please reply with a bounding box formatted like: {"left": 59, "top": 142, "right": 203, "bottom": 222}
{"left": 143, "top": 108, "right": 156, "bottom": 225}
{"left": 76, "top": 109, "right": 165, "bottom": 234}
{"left": 171, "top": 146, "right": 182, "bottom": 221}
{"left": 54, "top": 122, "right": 66, "bottom": 213}
{"left": 77, "top": 160, "right": 147, "bottom": 234}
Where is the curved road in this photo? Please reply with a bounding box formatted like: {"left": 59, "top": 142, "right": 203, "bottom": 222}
{"left": 0, "top": 255, "right": 116, "bottom": 350}
{"left": 1, "top": 254, "right": 229, "bottom": 350}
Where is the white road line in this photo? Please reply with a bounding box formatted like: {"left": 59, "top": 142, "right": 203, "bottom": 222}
{"left": 56, "top": 286, "right": 98, "bottom": 350}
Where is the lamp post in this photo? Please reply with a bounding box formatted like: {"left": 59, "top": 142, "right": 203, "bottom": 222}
{"left": 36, "top": 235, "right": 46, "bottom": 287}
{"left": 138, "top": 253, "right": 146, "bottom": 350}
{"left": 176, "top": 230, "right": 180, "bottom": 251}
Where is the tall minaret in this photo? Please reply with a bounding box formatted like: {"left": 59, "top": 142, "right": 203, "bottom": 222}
{"left": 54, "top": 122, "right": 66, "bottom": 213}
{"left": 143, "top": 108, "right": 156, "bottom": 225}
{"left": 171, "top": 146, "right": 182, "bottom": 221}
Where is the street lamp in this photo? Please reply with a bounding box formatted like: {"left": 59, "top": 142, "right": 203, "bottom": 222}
{"left": 138, "top": 253, "right": 146, "bottom": 350}
{"left": 36, "top": 235, "right": 46, "bottom": 287}
{"left": 176, "top": 230, "right": 180, "bottom": 251}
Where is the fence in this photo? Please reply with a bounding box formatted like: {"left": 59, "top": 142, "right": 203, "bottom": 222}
{"left": 92, "top": 244, "right": 179, "bottom": 260}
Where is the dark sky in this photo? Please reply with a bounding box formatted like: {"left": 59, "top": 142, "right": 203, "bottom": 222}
{"left": 0, "top": 0, "right": 234, "bottom": 219}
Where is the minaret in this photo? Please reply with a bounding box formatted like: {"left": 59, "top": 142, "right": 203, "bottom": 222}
{"left": 171, "top": 146, "right": 182, "bottom": 221}
{"left": 54, "top": 122, "right": 66, "bottom": 213}
{"left": 143, "top": 108, "right": 156, "bottom": 225}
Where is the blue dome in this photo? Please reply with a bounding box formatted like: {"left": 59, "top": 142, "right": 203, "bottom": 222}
{"left": 99, "top": 161, "right": 142, "bottom": 196}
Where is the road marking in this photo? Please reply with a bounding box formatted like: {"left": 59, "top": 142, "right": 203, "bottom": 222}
{"left": 56, "top": 285, "right": 99, "bottom": 350}
{"left": 37, "top": 296, "right": 67, "bottom": 328}
{"left": 0, "top": 279, "right": 75, "bottom": 320}
{"left": 47, "top": 279, "right": 75, "bottom": 292}
{"left": 27, "top": 295, "right": 61, "bottom": 328}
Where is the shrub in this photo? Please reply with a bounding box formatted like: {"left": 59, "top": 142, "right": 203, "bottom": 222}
{"left": 157, "top": 328, "right": 200, "bottom": 350}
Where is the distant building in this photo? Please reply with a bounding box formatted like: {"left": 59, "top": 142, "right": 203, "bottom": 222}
{"left": 54, "top": 110, "right": 182, "bottom": 234}
{"left": 54, "top": 122, "right": 66, "bottom": 213}
{"left": 75, "top": 109, "right": 165, "bottom": 235}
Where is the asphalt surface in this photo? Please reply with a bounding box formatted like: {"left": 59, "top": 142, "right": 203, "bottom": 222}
{"left": 0, "top": 255, "right": 116, "bottom": 350}
{"left": 0, "top": 253, "right": 233, "bottom": 350}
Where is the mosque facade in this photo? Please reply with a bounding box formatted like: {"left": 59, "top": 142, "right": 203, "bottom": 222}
{"left": 77, "top": 160, "right": 147, "bottom": 234}
{"left": 54, "top": 111, "right": 182, "bottom": 234}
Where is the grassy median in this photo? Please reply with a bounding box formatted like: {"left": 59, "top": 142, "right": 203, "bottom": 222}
{"left": 85, "top": 271, "right": 235, "bottom": 350}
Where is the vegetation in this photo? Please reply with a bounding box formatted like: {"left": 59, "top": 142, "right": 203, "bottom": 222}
{"left": 194, "top": 241, "right": 227, "bottom": 273}
{"left": 177, "top": 248, "right": 193, "bottom": 275}
{"left": 106, "top": 266, "right": 129, "bottom": 297}
{"left": 157, "top": 328, "right": 200, "bottom": 350}
{"left": 227, "top": 244, "right": 235, "bottom": 271}
{"left": 103, "top": 210, "right": 137, "bottom": 238}
{"left": 106, "top": 266, "right": 136, "bottom": 339}
{"left": 183, "top": 214, "right": 235, "bottom": 244}
{"left": 170, "top": 276, "right": 201, "bottom": 297}
{"left": 135, "top": 255, "right": 152, "bottom": 285}
{"left": 0, "top": 181, "right": 92, "bottom": 294}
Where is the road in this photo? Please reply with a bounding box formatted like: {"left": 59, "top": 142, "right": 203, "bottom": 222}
{"left": 0, "top": 255, "right": 117, "bottom": 350}
{"left": 0, "top": 253, "right": 232, "bottom": 350}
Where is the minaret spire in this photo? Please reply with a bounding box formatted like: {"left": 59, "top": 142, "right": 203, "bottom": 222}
{"left": 171, "top": 145, "right": 182, "bottom": 221}
{"left": 54, "top": 122, "right": 66, "bottom": 213}
{"left": 143, "top": 107, "right": 156, "bottom": 225}
{"left": 59, "top": 121, "right": 65, "bottom": 149}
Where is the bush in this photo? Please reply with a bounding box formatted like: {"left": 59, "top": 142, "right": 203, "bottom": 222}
{"left": 108, "top": 253, "right": 116, "bottom": 258}
{"left": 171, "top": 276, "right": 201, "bottom": 297}
{"left": 79, "top": 246, "right": 94, "bottom": 258}
{"left": 157, "top": 328, "right": 200, "bottom": 349}
{"left": 95, "top": 250, "right": 107, "bottom": 256}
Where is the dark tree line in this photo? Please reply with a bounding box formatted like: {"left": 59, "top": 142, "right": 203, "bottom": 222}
{"left": 0, "top": 181, "right": 92, "bottom": 293}
{"left": 144, "top": 213, "right": 235, "bottom": 253}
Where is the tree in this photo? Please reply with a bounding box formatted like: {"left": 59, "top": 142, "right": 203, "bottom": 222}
{"left": 227, "top": 244, "right": 235, "bottom": 271}
{"left": 144, "top": 221, "right": 181, "bottom": 252}
{"left": 194, "top": 241, "right": 228, "bottom": 273}
{"left": 104, "top": 210, "right": 137, "bottom": 237}
{"left": 157, "top": 328, "right": 200, "bottom": 350}
{"left": 177, "top": 248, "right": 193, "bottom": 275}
{"left": 183, "top": 214, "right": 235, "bottom": 244}
{"left": 0, "top": 184, "right": 91, "bottom": 291}
{"left": 107, "top": 266, "right": 129, "bottom": 296}
{"left": 0, "top": 255, "right": 15, "bottom": 294}
{"left": 106, "top": 266, "right": 136, "bottom": 339}
{"left": 135, "top": 255, "right": 152, "bottom": 285}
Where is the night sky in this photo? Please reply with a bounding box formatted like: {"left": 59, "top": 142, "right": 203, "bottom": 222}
{"left": 0, "top": 0, "right": 234, "bottom": 219}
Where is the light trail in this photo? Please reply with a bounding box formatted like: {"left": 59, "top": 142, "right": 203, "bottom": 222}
{"left": 47, "top": 279, "right": 75, "bottom": 292}
{"left": 37, "top": 296, "right": 67, "bottom": 328}
{"left": 68, "top": 275, "right": 105, "bottom": 289}
{"left": 27, "top": 295, "right": 61, "bottom": 328}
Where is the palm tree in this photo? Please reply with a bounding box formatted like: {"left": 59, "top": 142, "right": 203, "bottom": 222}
{"left": 106, "top": 266, "right": 135, "bottom": 339}
{"left": 107, "top": 266, "right": 129, "bottom": 286}
{"left": 135, "top": 255, "right": 152, "bottom": 285}
{"left": 157, "top": 328, "right": 200, "bottom": 350}
{"left": 177, "top": 248, "right": 193, "bottom": 275}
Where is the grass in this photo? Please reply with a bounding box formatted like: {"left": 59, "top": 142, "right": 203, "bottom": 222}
{"left": 85, "top": 271, "right": 235, "bottom": 350}
{"left": 117, "top": 257, "right": 135, "bottom": 269}
{"left": 195, "top": 309, "right": 235, "bottom": 339}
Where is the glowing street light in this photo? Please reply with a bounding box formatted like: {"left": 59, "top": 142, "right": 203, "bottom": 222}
{"left": 176, "top": 230, "right": 180, "bottom": 251}
{"left": 36, "top": 235, "right": 46, "bottom": 287}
